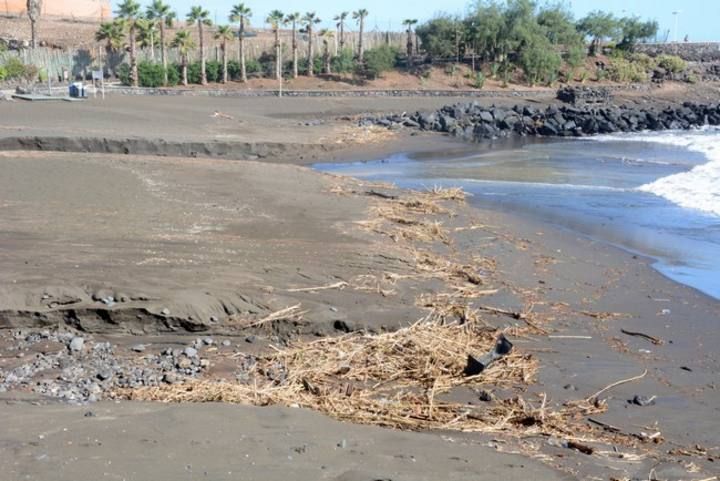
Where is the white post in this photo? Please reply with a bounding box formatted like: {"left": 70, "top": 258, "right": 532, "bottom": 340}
{"left": 672, "top": 11, "right": 680, "bottom": 43}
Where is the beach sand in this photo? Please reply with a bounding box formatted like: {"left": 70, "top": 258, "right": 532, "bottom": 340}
{"left": 0, "top": 88, "right": 719, "bottom": 480}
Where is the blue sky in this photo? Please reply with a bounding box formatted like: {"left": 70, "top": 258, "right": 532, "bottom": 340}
{"left": 112, "top": 0, "right": 717, "bottom": 41}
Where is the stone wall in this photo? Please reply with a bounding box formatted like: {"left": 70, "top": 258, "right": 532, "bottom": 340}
{"left": 636, "top": 42, "right": 720, "bottom": 62}
{"left": 1, "top": 0, "right": 111, "bottom": 21}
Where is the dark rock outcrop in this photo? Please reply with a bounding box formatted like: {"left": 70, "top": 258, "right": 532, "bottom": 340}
{"left": 361, "top": 100, "right": 719, "bottom": 142}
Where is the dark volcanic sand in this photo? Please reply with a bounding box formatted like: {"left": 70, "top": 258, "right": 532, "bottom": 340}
{"left": 1, "top": 91, "right": 719, "bottom": 480}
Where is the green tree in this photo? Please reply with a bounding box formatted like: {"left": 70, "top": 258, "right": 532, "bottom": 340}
{"left": 465, "top": 3, "right": 504, "bottom": 62}
{"left": 171, "top": 29, "right": 195, "bottom": 86}
{"left": 564, "top": 43, "right": 585, "bottom": 80}
{"left": 334, "top": 12, "right": 349, "bottom": 49}
{"left": 537, "top": 4, "right": 583, "bottom": 47}
{"left": 146, "top": 0, "right": 176, "bottom": 85}
{"left": 577, "top": 11, "right": 620, "bottom": 56}
{"left": 116, "top": 0, "right": 142, "bottom": 87}
{"left": 187, "top": 6, "right": 212, "bottom": 85}
{"left": 135, "top": 18, "right": 158, "bottom": 59}
{"left": 284, "top": 12, "right": 301, "bottom": 78}
{"left": 319, "top": 28, "right": 334, "bottom": 74}
{"left": 519, "top": 35, "right": 561, "bottom": 86}
{"left": 360, "top": 45, "right": 398, "bottom": 79}
{"left": 266, "top": 10, "right": 284, "bottom": 80}
{"left": 230, "top": 3, "right": 252, "bottom": 82}
{"left": 617, "top": 17, "right": 658, "bottom": 51}
{"left": 26, "top": 0, "right": 42, "bottom": 49}
{"left": 215, "top": 25, "right": 234, "bottom": 83}
{"left": 96, "top": 20, "right": 127, "bottom": 54}
{"left": 402, "top": 19, "right": 418, "bottom": 67}
{"left": 416, "top": 16, "right": 462, "bottom": 59}
{"left": 302, "top": 12, "right": 321, "bottom": 76}
{"left": 352, "top": 9, "right": 369, "bottom": 60}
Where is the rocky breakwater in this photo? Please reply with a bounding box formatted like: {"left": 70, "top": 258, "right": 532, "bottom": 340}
{"left": 361, "top": 100, "right": 720, "bottom": 141}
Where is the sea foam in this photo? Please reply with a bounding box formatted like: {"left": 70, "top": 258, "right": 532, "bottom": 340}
{"left": 595, "top": 130, "right": 720, "bottom": 217}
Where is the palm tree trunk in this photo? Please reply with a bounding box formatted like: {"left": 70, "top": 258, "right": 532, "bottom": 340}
{"left": 130, "top": 23, "right": 138, "bottom": 87}
{"left": 324, "top": 44, "right": 331, "bottom": 74}
{"left": 340, "top": 23, "right": 344, "bottom": 49}
{"left": 30, "top": 20, "right": 37, "bottom": 49}
{"left": 182, "top": 56, "right": 188, "bottom": 86}
{"left": 358, "top": 19, "right": 364, "bottom": 60}
{"left": 150, "top": 30, "right": 155, "bottom": 61}
{"left": 292, "top": 25, "right": 298, "bottom": 79}
{"left": 222, "top": 41, "right": 228, "bottom": 83}
{"left": 160, "top": 22, "right": 167, "bottom": 85}
{"left": 239, "top": 21, "right": 247, "bottom": 82}
{"left": 275, "top": 29, "right": 281, "bottom": 81}
{"left": 407, "top": 29, "right": 413, "bottom": 68}
{"left": 199, "top": 21, "right": 207, "bottom": 85}
{"left": 308, "top": 28, "right": 314, "bottom": 77}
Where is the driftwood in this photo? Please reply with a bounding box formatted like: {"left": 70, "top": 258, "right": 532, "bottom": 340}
{"left": 365, "top": 190, "right": 398, "bottom": 200}
{"left": 620, "top": 328, "right": 663, "bottom": 345}
{"left": 587, "top": 369, "right": 648, "bottom": 403}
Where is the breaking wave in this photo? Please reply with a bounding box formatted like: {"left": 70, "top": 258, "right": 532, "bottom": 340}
{"left": 595, "top": 130, "right": 720, "bottom": 217}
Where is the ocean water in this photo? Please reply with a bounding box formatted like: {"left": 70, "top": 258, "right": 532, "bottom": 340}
{"left": 315, "top": 130, "right": 720, "bottom": 300}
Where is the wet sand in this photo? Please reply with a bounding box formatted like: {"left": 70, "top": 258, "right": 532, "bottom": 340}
{"left": 1, "top": 91, "right": 719, "bottom": 480}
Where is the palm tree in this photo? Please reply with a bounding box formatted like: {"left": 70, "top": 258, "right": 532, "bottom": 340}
{"left": 302, "top": 12, "right": 321, "bottom": 77}
{"left": 26, "top": 0, "right": 42, "bottom": 49}
{"left": 352, "top": 9, "right": 368, "bottom": 60}
{"left": 116, "top": 0, "right": 141, "bottom": 87}
{"left": 172, "top": 30, "right": 195, "bottom": 86}
{"left": 215, "top": 25, "right": 234, "bottom": 83}
{"left": 266, "top": 10, "right": 284, "bottom": 81}
{"left": 334, "top": 12, "right": 348, "bottom": 49}
{"left": 229, "top": 3, "right": 252, "bottom": 83}
{"left": 320, "top": 29, "right": 334, "bottom": 75}
{"left": 187, "top": 6, "right": 212, "bottom": 85}
{"left": 402, "top": 19, "right": 418, "bottom": 67}
{"left": 284, "top": 12, "right": 301, "bottom": 79}
{"left": 136, "top": 18, "right": 158, "bottom": 60}
{"left": 96, "top": 20, "right": 127, "bottom": 54}
{"left": 146, "top": 0, "right": 175, "bottom": 86}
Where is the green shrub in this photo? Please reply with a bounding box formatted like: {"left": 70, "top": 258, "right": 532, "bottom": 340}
{"left": 119, "top": 62, "right": 179, "bottom": 87}
{"left": 166, "top": 64, "right": 180, "bottom": 86}
{"left": 227, "top": 59, "right": 240, "bottom": 80}
{"left": 245, "top": 58, "right": 262, "bottom": 75}
{"left": 627, "top": 52, "right": 656, "bottom": 71}
{"left": 3, "top": 57, "right": 29, "bottom": 79}
{"left": 564, "top": 44, "right": 586, "bottom": 71}
{"left": 444, "top": 63, "right": 457, "bottom": 76}
{"left": 117, "top": 63, "right": 130, "bottom": 85}
{"left": 205, "top": 60, "right": 221, "bottom": 83}
{"left": 0, "top": 65, "right": 6, "bottom": 81}
{"left": 137, "top": 61, "right": 165, "bottom": 87}
{"left": 473, "top": 71, "right": 485, "bottom": 89}
{"left": 331, "top": 48, "right": 355, "bottom": 74}
{"left": 520, "top": 42, "right": 562, "bottom": 86}
{"left": 359, "top": 45, "right": 399, "bottom": 79}
{"left": 607, "top": 57, "right": 647, "bottom": 82}
{"left": 657, "top": 54, "right": 686, "bottom": 73}
{"left": 187, "top": 62, "right": 202, "bottom": 84}
{"left": 578, "top": 68, "right": 589, "bottom": 83}
{"left": 686, "top": 73, "right": 699, "bottom": 84}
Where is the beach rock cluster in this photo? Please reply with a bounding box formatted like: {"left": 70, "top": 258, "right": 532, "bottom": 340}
{"left": 556, "top": 86, "right": 612, "bottom": 106}
{"left": 361, "top": 101, "right": 720, "bottom": 141}
{"left": 0, "top": 329, "right": 226, "bottom": 403}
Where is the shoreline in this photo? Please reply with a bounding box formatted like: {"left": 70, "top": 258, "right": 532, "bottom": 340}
{"left": 1, "top": 91, "right": 719, "bottom": 480}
